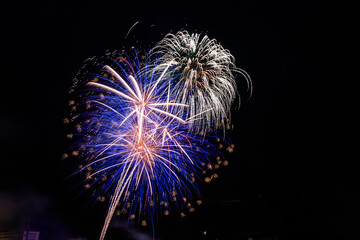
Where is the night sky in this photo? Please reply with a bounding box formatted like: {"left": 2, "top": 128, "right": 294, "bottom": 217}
{"left": 1, "top": 2, "right": 354, "bottom": 240}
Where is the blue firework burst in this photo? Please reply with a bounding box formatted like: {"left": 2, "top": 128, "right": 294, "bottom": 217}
{"left": 68, "top": 50, "right": 219, "bottom": 240}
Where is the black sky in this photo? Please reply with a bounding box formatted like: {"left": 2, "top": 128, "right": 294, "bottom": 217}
{"left": 1, "top": 2, "right": 354, "bottom": 240}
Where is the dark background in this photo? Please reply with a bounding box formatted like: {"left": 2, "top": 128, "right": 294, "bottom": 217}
{"left": 1, "top": 1, "right": 354, "bottom": 240}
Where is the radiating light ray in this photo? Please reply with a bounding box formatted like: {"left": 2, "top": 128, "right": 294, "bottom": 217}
{"left": 146, "top": 60, "right": 174, "bottom": 99}
{"left": 103, "top": 65, "right": 139, "bottom": 100}
{"left": 87, "top": 82, "right": 136, "bottom": 102}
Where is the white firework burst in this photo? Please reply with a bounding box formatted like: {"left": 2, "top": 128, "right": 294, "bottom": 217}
{"left": 150, "top": 30, "right": 251, "bottom": 134}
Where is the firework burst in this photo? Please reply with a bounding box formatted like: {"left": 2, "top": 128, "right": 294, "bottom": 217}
{"left": 64, "top": 29, "right": 250, "bottom": 240}
{"left": 66, "top": 51, "right": 218, "bottom": 240}
{"left": 150, "top": 30, "right": 251, "bottom": 134}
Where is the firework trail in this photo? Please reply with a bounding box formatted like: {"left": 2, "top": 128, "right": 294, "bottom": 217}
{"left": 125, "top": 21, "right": 139, "bottom": 39}
{"left": 150, "top": 30, "right": 251, "bottom": 134}
{"left": 67, "top": 51, "right": 218, "bottom": 240}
